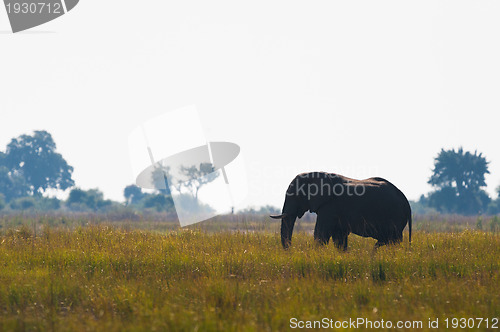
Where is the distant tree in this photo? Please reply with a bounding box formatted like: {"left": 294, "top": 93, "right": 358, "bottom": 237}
{"left": 67, "top": 188, "right": 87, "bottom": 204}
{"left": 4, "top": 130, "right": 74, "bottom": 195}
{"left": 67, "top": 188, "right": 111, "bottom": 211}
{"left": 36, "top": 197, "right": 61, "bottom": 211}
{"left": 137, "top": 163, "right": 176, "bottom": 212}
{"left": 82, "top": 189, "right": 105, "bottom": 210}
{"left": 239, "top": 205, "right": 280, "bottom": 215}
{"left": 151, "top": 166, "right": 172, "bottom": 195}
{"left": 0, "top": 194, "right": 5, "bottom": 210}
{"left": 257, "top": 205, "right": 280, "bottom": 214}
{"left": 143, "top": 194, "right": 174, "bottom": 212}
{"left": 427, "top": 147, "right": 490, "bottom": 215}
{"left": 0, "top": 166, "right": 30, "bottom": 201}
{"left": 9, "top": 197, "right": 36, "bottom": 210}
{"left": 411, "top": 196, "right": 438, "bottom": 215}
{"left": 124, "top": 184, "right": 145, "bottom": 205}
{"left": 487, "top": 185, "right": 500, "bottom": 215}
{"left": 180, "top": 163, "right": 219, "bottom": 199}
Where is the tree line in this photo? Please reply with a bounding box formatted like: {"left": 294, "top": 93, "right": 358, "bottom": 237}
{"left": 0, "top": 130, "right": 219, "bottom": 214}
{"left": 0, "top": 130, "right": 499, "bottom": 216}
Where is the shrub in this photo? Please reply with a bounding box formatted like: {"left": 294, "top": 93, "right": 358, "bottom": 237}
{"left": 9, "top": 197, "right": 36, "bottom": 210}
{"left": 490, "top": 216, "right": 500, "bottom": 232}
{"left": 0, "top": 194, "right": 5, "bottom": 211}
{"left": 476, "top": 217, "right": 483, "bottom": 230}
{"left": 143, "top": 194, "right": 174, "bottom": 212}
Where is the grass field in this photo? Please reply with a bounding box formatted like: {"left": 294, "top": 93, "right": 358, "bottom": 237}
{"left": 0, "top": 217, "right": 499, "bottom": 331}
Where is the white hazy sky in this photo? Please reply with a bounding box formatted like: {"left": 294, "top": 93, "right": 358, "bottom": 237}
{"left": 1, "top": 1, "right": 500, "bottom": 209}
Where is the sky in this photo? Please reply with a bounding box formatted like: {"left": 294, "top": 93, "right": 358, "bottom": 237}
{"left": 1, "top": 1, "right": 500, "bottom": 210}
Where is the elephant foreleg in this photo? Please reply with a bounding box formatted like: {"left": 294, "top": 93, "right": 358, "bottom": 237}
{"left": 314, "top": 217, "right": 331, "bottom": 245}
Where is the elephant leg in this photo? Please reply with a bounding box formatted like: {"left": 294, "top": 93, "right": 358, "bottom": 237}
{"left": 333, "top": 233, "right": 348, "bottom": 251}
{"left": 384, "top": 224, "right": 403, "bottom": 245}
{"left": 375, "top": 235, "right": 403, "bottom": 248}
{"left": 390, "top": 232, "right": 403, "bottom": 244}
{"left": 393, "top": 223, "right": 404, "bottom": 243}
{"left": 314, "top": 215, "right": 331, "bottom": 245}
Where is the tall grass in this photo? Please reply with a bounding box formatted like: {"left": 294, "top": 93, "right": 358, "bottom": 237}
{"left": 0, "top": 223, "right": 498, "bottom": 331}
{"left": 1, "top": 213, "right": 498, "bottom": 234}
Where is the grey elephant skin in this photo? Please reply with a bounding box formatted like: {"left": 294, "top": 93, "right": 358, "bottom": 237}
{"left": 271, "top": 172, "right": 412, "bottom": 250}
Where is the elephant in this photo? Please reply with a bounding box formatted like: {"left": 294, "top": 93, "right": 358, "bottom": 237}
{"left": 270, "top": 172, "right": 412, "bottom": 250}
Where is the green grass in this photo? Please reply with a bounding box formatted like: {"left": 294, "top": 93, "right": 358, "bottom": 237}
{"left": 0, "top": 223, "right": 498, "bottom": 331}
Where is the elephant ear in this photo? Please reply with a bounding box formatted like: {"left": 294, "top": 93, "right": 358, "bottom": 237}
{"left": 306, "top": 173, "right": 338, "bottom": 213}
{"left": 308, "top": 192, "right": 331, "bottom": 213}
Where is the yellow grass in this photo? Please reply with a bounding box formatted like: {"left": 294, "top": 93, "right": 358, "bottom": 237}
{"left": 0, "top": 223, "right": 498, "bottom": 331}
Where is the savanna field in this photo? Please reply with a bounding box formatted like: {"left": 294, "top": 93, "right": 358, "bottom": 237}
{"left": 0, "top": 216, "right": 499, "bottom": 331}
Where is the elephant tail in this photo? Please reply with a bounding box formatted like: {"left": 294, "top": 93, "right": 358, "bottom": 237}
{"left": 406, "top": 201, "right": 412, "bottom": 245}
{"left": 409, "top": 212, "right": 412, "bottom": 245}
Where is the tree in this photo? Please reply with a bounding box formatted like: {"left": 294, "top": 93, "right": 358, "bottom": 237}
{"left": 36, "top": 197, "right": 61, "bottom": 211}
{"left": 143, "top": 193, "right": 174, "bottom": 212}
{"left": 67, "top": 188, "right": 111, "bottom": 211}
{"left": 427, "top": 147, "right": 490, "bottom": 215}
{"left": 124, "top": 185, "right": 145, "bottom": 205}
{"left": 5, "top": 130, "right": 74, "bottom": 195}
{"left": 487, "top": 185, "right": 500, "bottom": 215}
{"left": 0, "top": 194, "right": 5, "bottom": 211}
{"left": 0, "top": 166, "right": 30, "bottom": 201}
{"left": 151, "top": 166, "right": 172, "bottom": 195}
{"left": 180, "top": 162, "right": 219, "bottom": 199}
{"left": 9, "top": 197, "right": 36, "bottom": 210}
{"left": 239, "top": 205, "right": 280, "bottom": 215}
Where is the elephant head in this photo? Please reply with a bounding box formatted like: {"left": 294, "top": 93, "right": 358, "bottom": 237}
{"left": 271, "top": 173, "right": 341, "bottom": 248}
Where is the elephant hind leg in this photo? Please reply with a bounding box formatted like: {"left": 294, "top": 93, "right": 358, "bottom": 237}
{"left": 390, "top": 233, "right": 403, "bottom": 244}
{"left": 375, "top": 232, "right": 403, "bottom": 248}
{"left": 386, "top": 229, "right": 404, "bottom": 245}
{"left": 315, "top": 236, "right": 330, "bottom": 245}
{"left": 333, "top": 233, "right": 349, "bottom": 251}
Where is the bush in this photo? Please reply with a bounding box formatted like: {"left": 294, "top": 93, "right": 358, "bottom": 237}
{"left": 36, "top": 197, "right": 61, "bottom": 211}
{"left": 476, "top": 217, "right": 483, "bottom": 230}
{"left": 67, "top": 188, "right": 112, "bottom": 212}
{"left": 66, "top": 202, "right": 89, "bottom": 212}
{"left": 9, "top": 197, "right": 36, "bottom": 210}
{"left": 143, "top": 194, "right": 174, "bottom": 212}
{"left": 0, "top": 194, "right": 5, "bottom": 211}
{"left": 486, "top": 199, "right": 500, "bottom": 215}
{"left": 238, "top": 205, "right": 280, "bottom": 215}
{"left": 490, "top": 216, "right": 500, "bottom": 232}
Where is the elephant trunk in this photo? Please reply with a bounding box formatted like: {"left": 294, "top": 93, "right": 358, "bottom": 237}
{"left": 280, "top": 213, "right": 297, "bottom": 249}
{"left": 271, "top": 193, "right": 301, "bottom": 249}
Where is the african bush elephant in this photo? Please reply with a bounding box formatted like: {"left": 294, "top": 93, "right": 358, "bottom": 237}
{"left": 270, "top": 172, "right": 412, "bottom": 250}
